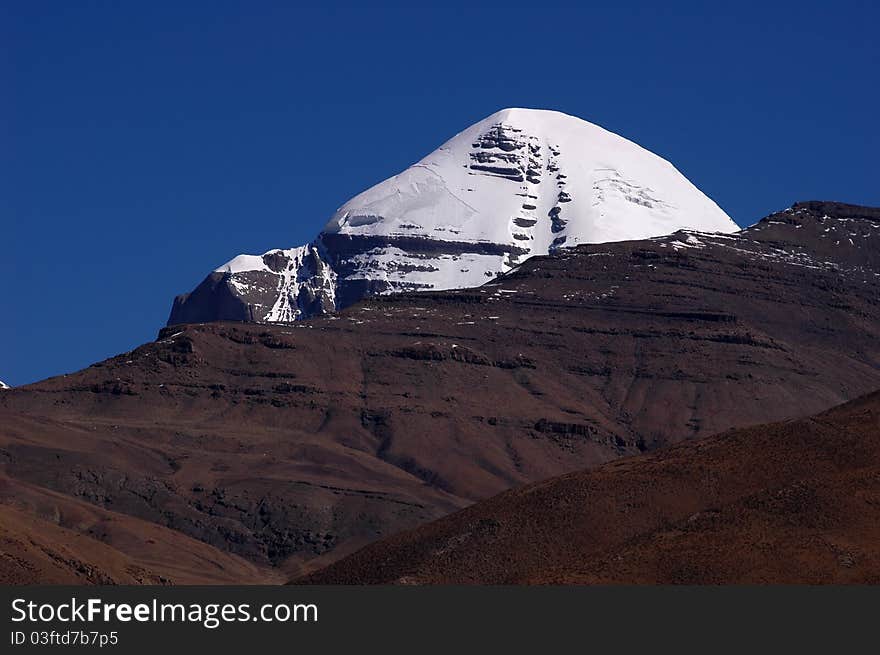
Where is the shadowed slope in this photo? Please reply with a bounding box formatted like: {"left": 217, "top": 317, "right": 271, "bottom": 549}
{"left": 300, "top": 390, "right": 880, "bottom": 584}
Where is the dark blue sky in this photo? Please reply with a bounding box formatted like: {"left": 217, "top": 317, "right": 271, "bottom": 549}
{"left": 3, "top": 1, "right": 878, "bottom": 385}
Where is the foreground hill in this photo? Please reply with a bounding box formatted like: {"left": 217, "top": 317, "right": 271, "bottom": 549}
{"left": 1, "top": 201, "right": 878, "bottom": 583}
{"left": 300, "top": 390, "right": 880, "bottom": 584}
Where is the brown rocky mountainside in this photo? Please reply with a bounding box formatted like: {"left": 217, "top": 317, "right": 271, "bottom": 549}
{"left": 300, "top": 390, "right": 880, "bottom": 584}
{"left": 0, "top": 201, "right": 878, "bottom": 584}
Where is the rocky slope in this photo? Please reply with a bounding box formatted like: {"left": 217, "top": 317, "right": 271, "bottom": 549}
{"left": 169, "top": 108, "right": 736, "bottom": 325}
{"left": 300, "top": 390, "right": 880, "bottom": 584}
{"left": 1, "top": 201, "right": 877, "bottom": 583}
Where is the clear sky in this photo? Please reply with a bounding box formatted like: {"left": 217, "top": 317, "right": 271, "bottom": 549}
{"left": 2, "top": 1, "right": 878, "bottom": 385}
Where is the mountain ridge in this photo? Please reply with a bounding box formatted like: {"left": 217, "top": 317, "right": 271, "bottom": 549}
{"left": 1, "top": 200, "right": 876, "bottom": 583}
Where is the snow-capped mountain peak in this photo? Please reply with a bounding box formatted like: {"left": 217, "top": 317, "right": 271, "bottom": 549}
{"left": 326, "top": 107, "right": 734, "bottom": 250}
{"left": 169, "top": 108, "right": 737, "bottom": 325}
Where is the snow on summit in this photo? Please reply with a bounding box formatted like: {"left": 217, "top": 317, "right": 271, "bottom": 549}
{"left": 169, "top": 108, "right": 737, "bottom": 325}
{"left": 327, "top": 108, "right": 735, "bottom": 247}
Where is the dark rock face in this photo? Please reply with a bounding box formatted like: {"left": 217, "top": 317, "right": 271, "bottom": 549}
{"left": 169, "top": 232, "right": 530, "bottom": 326}
{"left": 261, "top": 251, "right": 291, "bottom": 273}
{"left": 2, "top": 201, "right": 879, "bottom": 584}
{"left": 169, "top": 272, "right": 259, "bottom": 323}
{"left": 466, "top": 132, "right": 533, "bottom": 182}
{"left": 320, "top": 233, "right": 529, "bottom": 309}
{"left": 168, "top": 245, "right": 336, "bottom": 325}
